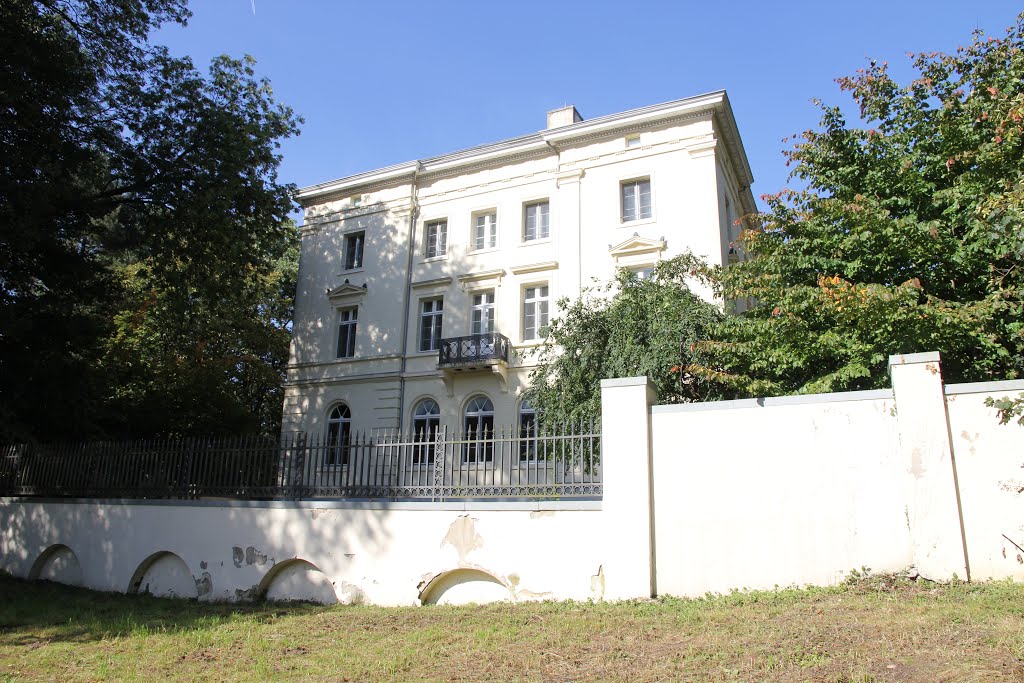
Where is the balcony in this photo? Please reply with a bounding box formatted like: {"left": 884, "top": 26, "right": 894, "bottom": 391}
{"left": 437, "top": 332, "right": 511, "bottom": 395}
{"left": 438, "top": 332, "right": 510, "bottom": 368}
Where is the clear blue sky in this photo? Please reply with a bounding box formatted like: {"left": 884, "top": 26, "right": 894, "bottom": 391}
{"left": 157, "top": 1, "right": 1021, "bottom": 212}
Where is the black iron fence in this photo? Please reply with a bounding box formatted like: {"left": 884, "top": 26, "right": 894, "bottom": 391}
{"left": 0, "top": 424, "right": 601, "bottom": 501}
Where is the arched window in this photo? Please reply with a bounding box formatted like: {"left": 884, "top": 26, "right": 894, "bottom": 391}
{"left": 326, "top": 404, "right": 351, "bottom": 466}
{"left": 463, "top": 396, "right": 494, "bottom": 463}
{"left": 412, "top": 399, "right": 440, "bottom": 465}
{"left": 518, "top": 399, "right": 539, "bottom": 462}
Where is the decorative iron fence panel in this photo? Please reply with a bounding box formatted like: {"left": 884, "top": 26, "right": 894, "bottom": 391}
{"left": 0, "top": 424, "right": 601, "bottom": 501}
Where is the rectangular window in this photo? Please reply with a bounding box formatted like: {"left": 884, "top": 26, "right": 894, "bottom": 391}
{"left": 523, "top": 201, "right": 550, "bottom": 241}
{"left": 473, "top": 211, "right": 498, "bottom": 251}
{"left": 336, "top": 307, "right": 357, "bottom": 358}
{"left": 471, "top": 291, "right": 496, "bottom": 335}
{"left": 419, "top": 298, "right": 444, "bottom": 352}
{"left": 522, "top": 285, "right": 549, "bottom": 341}
{"left": 632, "top": 266, "right": 655, "bottom": 280}
{"left": 343, "top": 231, "right": 364, "bottom": 270}
{"left": 621, "top": 179, "right": 652, "bottom": 222}
{"left": 518, "top": 403, "right": 538, "bottom": 461}
{"left": 425, "top": 220, "right": 447, "bottom": 258}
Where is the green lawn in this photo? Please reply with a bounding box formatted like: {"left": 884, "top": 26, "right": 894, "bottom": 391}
{"left": 0, "top": 573, "right": 1022, "bottom": 682}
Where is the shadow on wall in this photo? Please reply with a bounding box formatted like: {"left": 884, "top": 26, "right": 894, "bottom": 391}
{"left": 2, "top": 499, "right": 403, "bottom": 605}
{"left": 28, "top": 543, "right": 82, "bottom": 586}
{"left": 292, "top": 195, "right": 528, "bottom": 437}
{"left": 1, "top": 501, "right": 136, "bottom": 589}
{"left": 296, "top": 203, "right": 402, "bottom": 359}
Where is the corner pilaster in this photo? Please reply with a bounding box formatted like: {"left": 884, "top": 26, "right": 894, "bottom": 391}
{"left": 889, "top": 352, "right": 970, "bottom": 581}
{"left": 599, "top": 376, "right": 657, "bottom": 599}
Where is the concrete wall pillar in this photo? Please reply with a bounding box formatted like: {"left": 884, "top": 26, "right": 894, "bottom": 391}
{"left": 599, "top": 376, "right": 657, "bottom": 599}
{"left": 889, "top": 352, "right": 970, "bottom": 581}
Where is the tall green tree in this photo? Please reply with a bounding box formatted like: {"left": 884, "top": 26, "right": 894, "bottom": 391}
{"left": 693, "top": 15, "right": 1024, "bottom": 396}
{"left": 527, "top": 255, "right": 723, "bottom": 426}
{"left": 0, "top": 0, "right": 301, "bottom": 441}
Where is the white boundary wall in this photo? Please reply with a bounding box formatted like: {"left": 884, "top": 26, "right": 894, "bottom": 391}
{"left": 946, "top": 380, "right": 1024, "bottom": 582}
{"left": 646, "top": 353, "right": 1024, "bottom": 595}
{"left": 650, "top": 388, "right": 911, "bottom": 595}
{"left": 0, "top": 500, "right": 609, "bottom": 605}
{"left": 3, "top": 352, "right": 1024, "bottom": 604}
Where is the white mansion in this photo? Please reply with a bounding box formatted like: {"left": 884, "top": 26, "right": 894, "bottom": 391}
{"left": 282, "top": 92, "right": 756, "bottom": 443}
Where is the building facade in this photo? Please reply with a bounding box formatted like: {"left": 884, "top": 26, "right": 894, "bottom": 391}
{"left": 283, "top": 92, "right": 756, "bottom": 440}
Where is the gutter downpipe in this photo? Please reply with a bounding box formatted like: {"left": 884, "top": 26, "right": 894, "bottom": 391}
{"left": 396, "top": 162, "right": 421, "bottom": 435}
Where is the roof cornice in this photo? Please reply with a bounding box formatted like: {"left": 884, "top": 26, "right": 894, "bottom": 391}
{"left": 296, "top": 91, "right": 753, "bottom": 205}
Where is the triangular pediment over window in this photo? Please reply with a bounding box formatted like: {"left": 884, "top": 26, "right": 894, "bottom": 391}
{"left": 608, "top": 234, "right": 666, "bottom": 266}
{"left": 326, "top": 282, "right": 367, "bottom": 307}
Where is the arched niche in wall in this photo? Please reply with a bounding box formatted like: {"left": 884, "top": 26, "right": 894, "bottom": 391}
{"left": 128, "top": 551, "right": 198, "bottom": 599}
{"left": 28, "top": 544, "right": 83, "bottom": 587}
{"left": 419, "top": 568, "right": 511, "bottom": 606}
{"left": 257, "top": 558, "right": 339, "bottom": 604}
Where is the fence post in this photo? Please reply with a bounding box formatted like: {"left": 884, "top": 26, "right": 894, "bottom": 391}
{"left": 599, "top": 376, "right": 658, "bottom": 600}
{"left": 889, "top": 352, "right": 970, "bottom": 581}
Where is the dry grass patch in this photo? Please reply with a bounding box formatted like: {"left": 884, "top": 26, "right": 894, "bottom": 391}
{"left": 0, "top": 573, "right": 1022, "bottom": 681}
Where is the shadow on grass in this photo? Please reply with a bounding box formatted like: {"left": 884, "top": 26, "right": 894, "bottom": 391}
{"left": 0, "top": 575, "right": 327, "bottom": 645}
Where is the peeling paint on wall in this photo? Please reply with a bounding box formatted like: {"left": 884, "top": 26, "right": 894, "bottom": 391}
{"left": 441, "top": 515, "right": 484, "bottom": 564}
{"left": 245, "top": 546, "right": 269, "bottom": 566}
{"left": 336, "top": 581, "right": 366, "bottom": 605}
{"left": 195, "top": 572, "right": 212, "bottom": 597}
{"left": 515, "top": 588, "right": 554, "bottom": 602}
{"left": 235, "top": 586, "right": 259, "bottom": 601}
{"left": 591, "top": 565, "right": 605, "bottom": 601}
{"left": 910, "top": 448, "right": 925, "bottom": 478}
{"left": 418, "top": 572, "right": 439, "bottom": 592}
{"left": 231, "top": 547, "right": 244, "bottom": 568}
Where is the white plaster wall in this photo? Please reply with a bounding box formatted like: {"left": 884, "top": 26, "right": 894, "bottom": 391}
{"left": 0, "top": 501, "right": 607, "bottom": 606}
{"left": 263, "top": 560, "right": 339, "bottom": 604}
{"left": 134, "top": 552, "right": 199, "bottom": 599}
{"left": 290, "top": 183, "right": 414, "bottom": 370}
{"left": 650, "top": 392, "right": 912, "bottom": 596}
{"left": 945, "top": 383, "right": 1024, "bottom": 581}
{"left": 32, "top": 545, "right": 82, "bottom": 586}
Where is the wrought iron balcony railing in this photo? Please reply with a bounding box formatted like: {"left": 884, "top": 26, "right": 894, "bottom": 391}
{"left": 437, "top": 332, "right": 511, "bottom": 368}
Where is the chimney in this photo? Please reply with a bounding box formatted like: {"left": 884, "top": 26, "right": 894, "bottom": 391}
{"left": 546, "top": 105, "right": 583, "bottom": 129}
